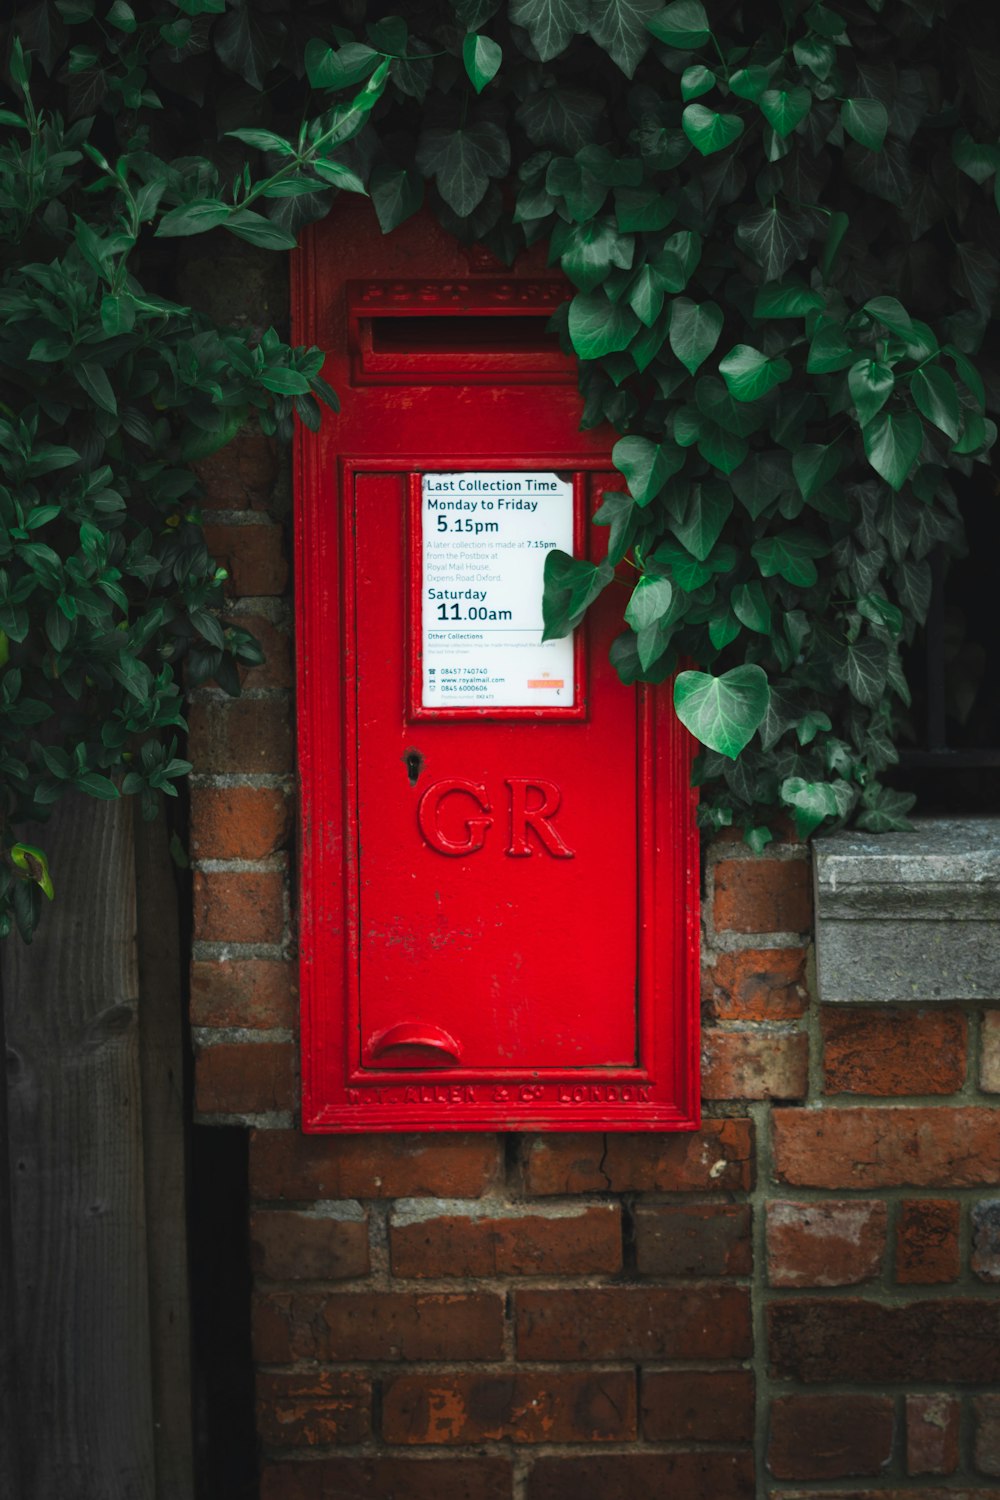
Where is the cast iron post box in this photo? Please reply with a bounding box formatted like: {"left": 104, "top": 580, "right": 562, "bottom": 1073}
{"left": 294, "top": 202, "right": 699, "bottom": 1132}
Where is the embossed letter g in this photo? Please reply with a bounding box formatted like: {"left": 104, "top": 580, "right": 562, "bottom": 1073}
{"left": 417, "top": 778, "right": 492, "bottom": 857}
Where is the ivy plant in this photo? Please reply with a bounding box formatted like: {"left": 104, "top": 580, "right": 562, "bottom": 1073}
{"left": 1, "top": 0, "right": 998, "bottom": 935}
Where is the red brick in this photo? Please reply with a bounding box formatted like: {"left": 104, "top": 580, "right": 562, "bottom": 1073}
{"left": 261, "top": 1457, "right": 512, "bottom": 1500}
{"left": 703, "top": 947, "right": 808, "bottom": 1021}
{"left": 253, "top": 1290, "right": 504, "bottom": 1362}
{"left": 974, "top": 1393, "right": 1000, "bottom": 1476}
{"left": 641, "top": 1370, "right": 754, "bottom": 1442}
{"left": 234, "top": 612, "right": 292, "bottom": 690}
{"left": 767, "top": 1200, "right": 886, "bottom": 1288}
{"left": 768, "top": 1394, "right": 894, "bottom": 1480}
{"left": 773, "top": 1107, "right": 1000, "bottom": 1189}
{"left": 634, "top": 1203, "right": 751, "bottom": 1277}
{"left": 195, "top": 1041, "right": 295, "bottom": 1116}
{"left": 188, "top": 697, "right": 292, "bottom": 774}
{"left": 515, "top": 1286, "right": 751, "bottom": 1361}
{"left": 390, "top": 1201, "right": 620, "bottom": 1277}
{"left": 250, "top": 1208, "right": 369, "bottom": 1281}
{"left": 896, "top": 1199, "right": 961, "bottom": 1284}
{"left": 195, "top": 430, "right": 279, "bottom": 510}
{"left": 906, "top": 1393, "right": 960, "bottom": 1476}
{"left": 971, "top": 1200, "right": 1000, "bottom": 1281}
{"left": 193, "top": 866, "right": 285, "bottom": 944}
{"left": 702, "top": 1029, "right": 808, "bottom": 1100}
{"left": 771, "top": 1490, "right": 998, "bottom": 1499}
{"left": 769, "top": 1297, "right": 1000, "bottom": 1383}
{"left": 382, "top": 1370, "right": 636, "bottom": 1444}
{"left": 980, "top": 1010, "right": 1000, "bottom": 1092}
{"left": 190, "top": 959, "right": 294, "bottom": 1029}
{"left": 821, "top": 1006, "right": 967, "bottom": 1096}
{"left": 521, "top": 1119, "right": 754, "bottom": 1194}
{"left": 250, "top": 1129, "right": 500, "bottom": 1200}
{"left": 191, "top": 784, "right": 291, "bottom": 861}
{"left": 713, "top": 855, "right": 811, "bottom": 934}
{"left": 256, "top": 1370, "right": 370, "bottom": 1447}
{"left": 527, "top": 1452, "right": 754, "bottom": 1500}
{"left": 204, "top": 520, "right": 288, "bottom": 595}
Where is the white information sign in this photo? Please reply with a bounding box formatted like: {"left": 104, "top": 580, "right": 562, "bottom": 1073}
{"left": 421, "top": 471, "right": 575, "bottom": 709}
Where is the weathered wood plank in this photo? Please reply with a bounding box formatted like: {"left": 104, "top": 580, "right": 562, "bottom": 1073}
{"left": 0, "top": 975, "right": 24, "bottom": 1498}
{"left": 2, "top": 794, "right": 156, "bottom": 1500}
{"left": 135, "top": 804, "right": 195, "bottom": 1500}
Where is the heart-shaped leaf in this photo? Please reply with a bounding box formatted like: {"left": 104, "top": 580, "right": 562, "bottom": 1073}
{"left": 841, "top": 97, "right": 888, "bottom": 151}
{"left": 848, "top": 358, "right": 895, "bottom": 426}
{"left": 862, "top": 411, "right": 923, "bottom": 490}
{"left": 759, "top": 86, "right": 812, "bottom": 137}
{"left": 719, "top": 344, "right": 792, "bottom": 401}
{"left": 681, "top": 104, "right": 744, "bottom": 156}
{"left": 613, "top": 434, "right": 685, "bottom": 505}
{"left": 673, "top": 664, "right": 770, "bottom": 758}
{"left": 647, "top": 0, "right": 710, "bottom": 48}
{"left": 668, "top": 297, "right": 723, "bottom": 374}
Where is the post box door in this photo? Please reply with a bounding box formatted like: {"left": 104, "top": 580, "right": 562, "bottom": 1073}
{"left": 353, "top": 469, "right": 637, "bottom": 1074}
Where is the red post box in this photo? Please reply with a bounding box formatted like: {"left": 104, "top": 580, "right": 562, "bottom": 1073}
{"left": 293, "top": 202, "right": 699, "bottom": 1131}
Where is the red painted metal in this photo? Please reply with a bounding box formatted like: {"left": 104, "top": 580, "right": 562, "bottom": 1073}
{"left": 293, "top": 200, "right": 700, "bottom": 1132}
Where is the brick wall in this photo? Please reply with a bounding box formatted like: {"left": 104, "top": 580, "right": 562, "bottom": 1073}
{"left": 188, "top": 413, "right": 1000, "bottom": 1499}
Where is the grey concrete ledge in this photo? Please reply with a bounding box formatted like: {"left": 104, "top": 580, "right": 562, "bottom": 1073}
{"left": 814, "top": 816, "right": 1000, "bottom": 1002}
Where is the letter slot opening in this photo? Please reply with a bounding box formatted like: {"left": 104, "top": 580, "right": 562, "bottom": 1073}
{"left": 347, "top": 279, "right": 575, "bottom": 385}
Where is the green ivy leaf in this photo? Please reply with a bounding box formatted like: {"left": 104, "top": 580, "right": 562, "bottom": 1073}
{"left": 542, "top": 551, "right": 613, "bottom": 638}
{"left": 304, "top": 40, "right": 380, "bottom": 91}
{"left": 628, "top": 265, "right": 665, "bottom": 325}
{"left": 759, "top": 86, "right": 811, "bottom": 137}
{"left": 369, "top": 164, "right": 423, "bottom": 232}
{"left": 719, "top": 344, "right": 792, "bottom": 401}
{"left": 668, "top": 297, "right": 723, "bottom": 374}
{"left": 863, "top": 295, "right": 913, "bottom": 337}
{"left": 653, "top": 230, "right": 702, "bottom": 291}
{"left": 736, "top": 204, "right": 809, "bottom": 280}
{"left": 509, "top": 0, "right": 579, "bottom": 60}
{"left": 416, "top": 120, "right": 509, "bottom": 216}
{"left": 728, "top": 65, "right": 771, "bottom": 101}
{"left": 561, "top": 220, "right": 635, "bottom": 292}
{"left": 841, "top": 98, "right": 888, "bottom": 152}
{"left": 613, "top": 434, "right": 684, "bottom": 505}
{"left": 820, "top": 209, "right": 850, "bottom": 281}
{"left": 910, "top": 365, "right": 961, "bottom": 442}
{"left": 792, "top": 443, "right": 841, "bottom": 501}
{"left": 862, "top": 410, "right": 922, "bottom": 490}
{"left": 780, "top": 776, "right": 851, "bottom": 838}
{"left": 615, "top": 186, "right": 674, "bottom": 232}
{"left": 753, "top": 282, "right": 825, "bottom": 318}
{"left": 807, "top": 320, "right": 856, "bottom": 373}
{"left": 647, "top": 0, "right": 710, "bottom": 48}
{"left": 751, "top": 531, "right": 828, "bottom": 587}
{"left": 681, "top": 64, "right": 715, "bottom": 100}
{"left": 842, "top": 636, "right": 890, "bottom": 706}
{"left": 593, "top": 490, "right": 637, "bottom": 564}
{"left": 732, "top": 579, "right": 771, "bottom": 634}
{"left": 671, "top": 480, "right": 732, "bottom": 559}
{"left": 586, "top": 0, "right": 660, "bottom": 77}
{"left": 848, "top": 358, "right": 895, "bottom": 425}
{"left": 673, "top": 664, "right": 770, "bottom": 759}
{"left": 568, "top": 290, "right": 640, "bottom": 358}
{"left": 625, "top": 575, "right": 673, "bottom": 630}
{"left": 463, "top": 34, "right": 502, "bottom": 93}
{"left": 681, "top": 104, "right": 744, "bottom": 157}
{"left": 697, "top": 422, "right": 748, "bottom": 475}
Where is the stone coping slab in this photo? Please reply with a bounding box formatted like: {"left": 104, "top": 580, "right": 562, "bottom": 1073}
{"left": 813, "top": 817, "right": 1000, "bottom": 1002}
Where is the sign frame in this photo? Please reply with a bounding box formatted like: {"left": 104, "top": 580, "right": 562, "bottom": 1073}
{"left": 408, "top": 469, "right": 587, "bottom": 723}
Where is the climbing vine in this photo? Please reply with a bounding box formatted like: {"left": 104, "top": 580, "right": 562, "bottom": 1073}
{"left": 0, "top": 0, "right": 998, "bottom": 934}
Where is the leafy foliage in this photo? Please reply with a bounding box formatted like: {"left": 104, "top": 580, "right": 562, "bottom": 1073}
{"left": 2, "top": 0, "right": 999, "bottom": 936}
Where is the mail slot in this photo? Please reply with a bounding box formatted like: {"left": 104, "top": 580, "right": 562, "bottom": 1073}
{"left": 294, "top": 202, "right": 699, "bottom": 1131}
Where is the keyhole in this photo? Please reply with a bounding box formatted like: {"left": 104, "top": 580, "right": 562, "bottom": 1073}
{"left": 404, "top": 748, "right": 424, "bottom": 786}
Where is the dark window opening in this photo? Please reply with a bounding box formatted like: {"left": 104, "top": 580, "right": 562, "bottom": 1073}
{"left": 893, "top": 469, "right": 1000, "bottom": 812}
